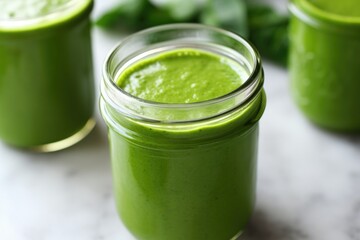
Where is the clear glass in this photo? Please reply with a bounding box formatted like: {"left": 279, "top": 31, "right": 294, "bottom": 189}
{"left": 0, "top": 0, "right": 95, "bottom": 152}
{"left": 289, "top": 0, "right": 360, "bottom": 131}
{"left": 101, "top": 24, "right": 266, "bottom": 240}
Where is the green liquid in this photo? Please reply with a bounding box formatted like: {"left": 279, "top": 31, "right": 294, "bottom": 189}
{"left": 309, "top": 0, "right": 360, "bottom": 17}
{"left": 117, "top": 49, "right": 245, "bottom": 103}
{"left": 290, "top": 0, "right": 360, "bottom": 131}
{"left": 108, "top": 48, "right": 265, "bottom": 239}
{"left": 0, "top": 0, "right": 94, "bottom": 147}
{"left": 0, "top": 0, "right": 72, "bottom": 19}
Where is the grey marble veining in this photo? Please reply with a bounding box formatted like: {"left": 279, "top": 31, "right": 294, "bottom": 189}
{"left": 0, "top": 0, "right": 360, "bottom": 239}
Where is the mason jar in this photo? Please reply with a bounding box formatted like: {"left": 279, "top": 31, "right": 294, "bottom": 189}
{"left": 100, "top": 24, "right": 266, "bottom": 240}
{"left": 289, "top": 0, "right": 360, "bottom": 131}
{"left": 0, "top": 0, "right": 95, "bottom": 151}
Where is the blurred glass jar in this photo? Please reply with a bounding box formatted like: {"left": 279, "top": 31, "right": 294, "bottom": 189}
{"left": 289, "top": 0, "right": 360, "bottom": 131}
{"left": 0, "top": 0, "right": 95, "bottom": 151}
{"left": 100, "top": 24, "right": 266, "bottom": 240}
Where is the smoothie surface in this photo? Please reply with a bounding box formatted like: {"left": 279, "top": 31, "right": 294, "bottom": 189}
{"left": 0, "top": 0, "right": 74, "bottom": 20}
{"left": 117, "top": 48, "right": 246, "bottom": 104}
{"left": 308, "top": 0, "right": 360, "bottom": 18}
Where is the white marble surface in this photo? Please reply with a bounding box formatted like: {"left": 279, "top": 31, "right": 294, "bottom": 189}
{"left": 1, "top": 0, "right": 360, "bottom": 240}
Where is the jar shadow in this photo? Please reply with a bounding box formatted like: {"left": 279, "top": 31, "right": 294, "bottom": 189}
{"left": 309, "top": 121, "right": 360, "bottom": 143}
{"left": 71, "top": 122, "right": 109, "bottom": 151}
{"left": 313, "top": 123, "right": 360, "bottom": 149}
{"left": 18, "top": 120, "right": 111, "bottom": 175}
{"left": 238, "top": 210, "right": 308, "bottom": 240}
{"left": 328, "top": 132, "right": 360, "bottom": 146}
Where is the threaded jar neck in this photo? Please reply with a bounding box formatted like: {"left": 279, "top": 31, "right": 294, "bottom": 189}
{"left": 101, "top": 24, "right": 264, "bottom": 124}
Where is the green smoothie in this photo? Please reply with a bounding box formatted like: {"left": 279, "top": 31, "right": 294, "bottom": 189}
{"left": 308, "top": 0, "right": 360, "bottom": 18}
{"left": 0, "top": 0, "right": 94, "bottom": 150}
{"left": 0, "top": 0, "right": 72, "bottom": 20}
{"left": 118, "top": 49, "right": 245, "bottom": 103}
{"left": 104, "top": 48, "right": 266, "bottom": 240}
{"left": 289, "top": 0, "right": 360, "bottom": 131}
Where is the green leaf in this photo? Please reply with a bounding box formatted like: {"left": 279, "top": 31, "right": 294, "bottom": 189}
{"left": 248, "top": 5, "right": 289, "bottom": 66}
{"left": 249, "top": 5, "right": 288, "bottom": 28}
{"left": 142, "top": 7, "right": 182, "bottom": 28}
{"left": 95, "top": 0, "right": 146, "bottom": 29}
{"left": 149, "top": 0, "right": 199, "bottom": 21}
{"left": 200, "top": 0, "right": 249, "bottom": 38}
{"left": 95, "top": 0, "right": 290, "bottom": 67}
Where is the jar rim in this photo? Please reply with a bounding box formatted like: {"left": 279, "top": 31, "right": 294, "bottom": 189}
{"left": 0, "top": 0, "right": 92, "bottom": 31}
{"left": 102, "top": 24, "right": 264, "bottom": 123}
{"left": 290, "top": 0, "right": 360, "bottom": 26}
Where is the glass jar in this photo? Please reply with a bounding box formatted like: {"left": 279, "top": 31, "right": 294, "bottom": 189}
{"left": 0, "top": 0, "right": 95, "bottom": 151}
{"left": 289, "top": 0, "right": 360, "bottom": 131}
{"left": 100, "top": 24, "right": 266, "bottom": 240}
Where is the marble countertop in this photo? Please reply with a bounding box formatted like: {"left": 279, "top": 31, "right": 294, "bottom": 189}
{"left": 1, "top": 1, "right": 359, "bottom": 240}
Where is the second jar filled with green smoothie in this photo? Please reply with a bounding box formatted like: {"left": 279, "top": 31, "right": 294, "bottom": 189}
{"left": 0, "top": 0, "right": 95, "bottom": 151}
{"left": 289, "top": 0, "right": 360, "bottom": 131}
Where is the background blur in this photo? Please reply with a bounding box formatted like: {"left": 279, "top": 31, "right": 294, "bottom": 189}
{"left": 0, "top": 0, "right": 359, "bottom": 240}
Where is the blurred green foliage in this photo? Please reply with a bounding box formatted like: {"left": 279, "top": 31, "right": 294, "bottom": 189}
{"left": 96, "top": 0, "right": 289, "bottom": 66}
